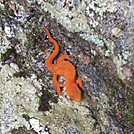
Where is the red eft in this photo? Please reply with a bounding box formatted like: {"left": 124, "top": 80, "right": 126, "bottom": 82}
{"left": 45, "top": 27, "right": 84, "bottom": 102}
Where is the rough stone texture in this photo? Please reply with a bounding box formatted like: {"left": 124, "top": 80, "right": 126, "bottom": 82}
{"left": 0, "top": 0, "right": 133, "bottom": 134}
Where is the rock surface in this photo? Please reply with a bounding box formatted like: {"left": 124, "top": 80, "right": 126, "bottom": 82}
{"left": 0, "top": 0, "right": 133, "bottom": 134}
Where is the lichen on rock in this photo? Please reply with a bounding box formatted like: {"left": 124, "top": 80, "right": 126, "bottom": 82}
{"left": 0, "top": 0, "right": 133, "bottom": 133}
{"left": 0, "top": 64, "right": 39, "bottom": 133}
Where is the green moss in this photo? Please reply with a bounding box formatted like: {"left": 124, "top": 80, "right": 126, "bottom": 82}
{"left": 35, "top": 92, "right": 42, "bottom": 105}
{"left": 28, "top": 38, "right": 36, "bottom": 48}
{"left": 7, "top": 7, "right": 15, "bottom": 17}
{"left": 1, "top": 47, "right": 16, "bottom": 62}
{"left": 38, "top": 89, "right": 58, "bottom": 112}
{"left": 128, "top": 97, "right": 134, "bottom": 124}
{"left": 32, "top": 50, "right": 38, "bottom": 57}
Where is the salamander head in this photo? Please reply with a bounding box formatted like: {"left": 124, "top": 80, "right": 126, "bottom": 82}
{"left": 66, "top": 83, "right": 82, "bottom": 102}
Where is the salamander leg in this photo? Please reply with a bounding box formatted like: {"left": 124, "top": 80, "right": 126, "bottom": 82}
{"left": 57, "top": 54, "right": 70, "bottom": 63}
{"left": 53, "top": 74, "right": 65, "bottom": 96}
{"left": 76, "top": 77, "right": 84, "bottom": 90}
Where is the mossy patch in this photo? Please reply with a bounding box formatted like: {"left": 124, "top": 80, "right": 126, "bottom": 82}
{"left": 38, "top": 89, "right": 58, "bottom": 112}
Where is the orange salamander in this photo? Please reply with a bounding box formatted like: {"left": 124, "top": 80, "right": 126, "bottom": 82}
{"left": 45, "top": 27, "right": 84, "bottom": 102}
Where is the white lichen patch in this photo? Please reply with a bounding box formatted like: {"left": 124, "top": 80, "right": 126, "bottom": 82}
{"left": 85, "top": 0, "right": 117, "bottom": 16}
{"left": 105, "top": 40, "right": 132, "bottom": 81}
{"left": 38, "top": 98, "right": 97, "bottom": 134}
{"left": 0, "top": 64, "right": 40, "bottom": 134}
{"left": 112, "top": 27, "right": 122, "bottom": 37}
{"left": 0, "top": 26, "right": 12, "bottom": 67}
{"left": 29, "top": 118, "right": 50, "bottom": 134}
